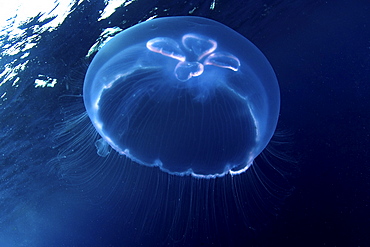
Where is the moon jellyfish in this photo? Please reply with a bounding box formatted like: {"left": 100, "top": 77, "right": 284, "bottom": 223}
{"left": 83, "top": 16, "right": 280, "bottom": 177}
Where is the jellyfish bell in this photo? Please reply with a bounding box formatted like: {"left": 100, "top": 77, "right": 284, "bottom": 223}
{"left": 83, "top": 16, "right": 280, "bottom": 178}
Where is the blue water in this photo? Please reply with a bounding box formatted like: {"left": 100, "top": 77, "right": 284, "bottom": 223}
{"left": 0, "top": 0, "right": 369, "bottom": 246}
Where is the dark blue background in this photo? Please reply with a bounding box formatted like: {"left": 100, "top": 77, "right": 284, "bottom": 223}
{"left": 0, "top": 0, "right": 369, "bottom": 246}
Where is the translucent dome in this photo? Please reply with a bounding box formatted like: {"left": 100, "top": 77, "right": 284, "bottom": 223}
{"left": 83, "top": 16, "right": 280, "bottom": 177}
